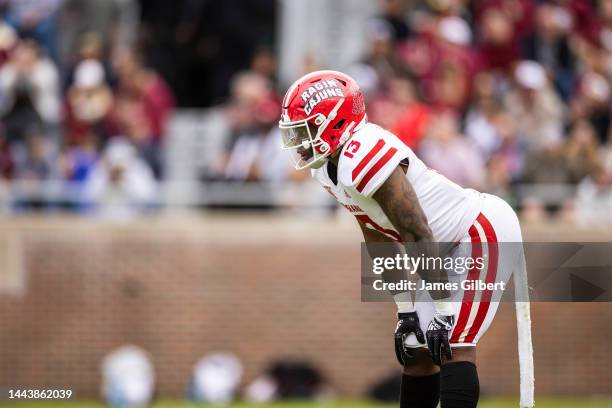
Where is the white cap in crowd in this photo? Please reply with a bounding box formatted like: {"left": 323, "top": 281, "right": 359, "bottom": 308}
{"left": 74, "top": 59, "right": 105, "bottom": 89}
{"left": 438, "top": 16, "right": 472, "bottom": 46}
{"left": 515, "top": 60, "right": 547, "bottom": 90}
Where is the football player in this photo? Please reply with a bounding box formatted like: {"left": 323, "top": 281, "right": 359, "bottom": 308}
{"left": 279, "top": 71, "right": 528, "bottom": 408}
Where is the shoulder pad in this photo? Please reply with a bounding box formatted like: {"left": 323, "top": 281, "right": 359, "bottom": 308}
{"left": 337, "top": 124, "right": 411, "bottom": 197}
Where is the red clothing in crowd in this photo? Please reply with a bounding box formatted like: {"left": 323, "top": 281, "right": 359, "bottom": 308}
{"left": 139, "top": 73, "right": 175, "bottom": 142}
{"left": 391, "top": 103, "right": 431, "bottom": 150}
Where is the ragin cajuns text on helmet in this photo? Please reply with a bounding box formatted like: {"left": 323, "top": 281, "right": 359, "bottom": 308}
{"left": 279, "top": 70, "right": 367, "bottom": 169}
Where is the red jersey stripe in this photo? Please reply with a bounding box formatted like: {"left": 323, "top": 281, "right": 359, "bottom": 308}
{"left": 356, "top": 147, "right": 398, "bottom": 192}
{"left": 352, "top": 139, "right": 385, "bottom": 181}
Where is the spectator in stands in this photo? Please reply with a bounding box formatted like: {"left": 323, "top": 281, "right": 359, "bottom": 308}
{"left": 521, "top": 134, "right": 573, "bottom": 220}
{"left": 475, "top": 6, "right": 522, "bottom": 72}
{"left": 565, "top": 0, "right": 600, "bottom": 44}
{"left": 423, "top": 15, "right": 475, "bottom": 112}
{"left": 0, "top": 20, "right": 18, "bottom": 66}
{"left": 0, "top": 124, "right": 14, "bottom": 180}
{"left": 57, "top": 133, "right": 98, "bottom": 205}
{"left": 599, "top": 0, "right": 612, "bottom": 53}
{"left": 64, "top": 58, "right": 114, "bottom": 147}
{"left": 482, "top": 111, "right": 527, "bottom": 201}
{"left": 396, "top": 21, "right": 438, "bottom": 80}
{"left": 489, "top": 111, "right": 526, "bottom": 182}
{"left": 83, "top": 138, "right": 157, "bottom": 219}
{"left": 522, "top": 3, "right": 576, "bottom": 100}
{"left": 504, "top": 60, "right": 565, "bottom": 151}
{"left": 569, "top": 70, "right": 611, "bottom": 143}
{"left": 57, "top": 0, "right": 139, "bottom": 71}
{"left": 358, "top": 18, "right": 403, "bottom": 89}
{"left": 61, "top": 31, "right": 111, "bottom": 90}
{"left": 386, "top": 75, "right": 430, "bottom": 150}
{"left": 522, "top": 136, "right": 571, "bottom": 185}
{"left": 602, "top": 126, "right": 612, "bottom": 175}
{"left": 0, "top": 123, "right": 12, "bottom": 212}
{"left": 574, "top": 167, "right": 612, "bottom": 225}
{"left": 2, "top": 0, "right": 63, "bottom": 62}
{"left": 219, "top": 71, "right": 280, "bottom": 181}
{"left": 0, "top": 38, "right": 60, "bottom": 141}
{"left": 419, "top": 110, "right": 485, "bottom": 189}
{"left": 464, "top": 71, "right": 503, "bottom": 160}
{"left": 113, "top": 93, "right": 162, "bottom": 178}
{"left": 113, "top": 46, "right": 175, "bottom": 177}
{"left": 250, "top": 47, "right": 277, "bottom": 83}
{"left": 13, "top": 129, "right": 55, "bottom": 210}
{"left": 565, "top": 120, "right": 603, "bottom": 183}
{"left": 113, "top": 46, "right": 175, "bottom": 139}
{"left": 378, "top": 0, "right": 412, "bottom": 43}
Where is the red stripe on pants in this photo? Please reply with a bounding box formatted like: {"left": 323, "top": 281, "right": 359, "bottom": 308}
{"left": 464, "top": 214, "right": 498, "bottom": 343}
{"left": 450, "top": 223, "right": 483, "bottom": 343}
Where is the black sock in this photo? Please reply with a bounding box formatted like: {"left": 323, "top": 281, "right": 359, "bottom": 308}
{"left": 400, "top": 372, "right": 440, "bottom": 408}
{"left": 440, "top": 361, "right": 480, "bottom": 408}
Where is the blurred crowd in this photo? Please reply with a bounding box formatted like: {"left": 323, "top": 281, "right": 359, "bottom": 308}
{"left": 0, "top": 0, "right": 611, "bottom": 222}
{"left": 0, "top": 0, "right": 177, "bottom": 217}
{"left": 213, "top": 0, "right": 612, "bottom": 222}
{"left": 0, "top": 0, "right": 282, "bottom": 216}
{"left": 351, "top": 0, "right": 612, "bottom": 222}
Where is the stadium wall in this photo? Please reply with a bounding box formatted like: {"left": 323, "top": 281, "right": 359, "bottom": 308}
{"left": 0, "top": 215, "right": 610, "bottom": 398}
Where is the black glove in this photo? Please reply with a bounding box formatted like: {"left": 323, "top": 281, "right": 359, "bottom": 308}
{"left": 426, "top": 313, "right": 455, "bottom": 366}
{"left": 394, "top": 311, "right": 426, "bottom": 366}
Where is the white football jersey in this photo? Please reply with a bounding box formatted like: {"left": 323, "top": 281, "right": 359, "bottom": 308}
{"left": 312, "top": 122, "right": 483, "bottom": 242}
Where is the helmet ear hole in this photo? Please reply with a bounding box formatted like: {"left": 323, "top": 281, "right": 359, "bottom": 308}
{"left": 332, "top": 118, "right": 346, "bottom": 130}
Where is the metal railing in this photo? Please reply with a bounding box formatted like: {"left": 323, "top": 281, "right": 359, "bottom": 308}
{"left": 0, "top": 179, "right": 579, "bottom": 212}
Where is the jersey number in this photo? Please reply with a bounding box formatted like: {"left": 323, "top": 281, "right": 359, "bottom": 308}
{"left": 343, "top": 140, "right": 361, "bottom": 158}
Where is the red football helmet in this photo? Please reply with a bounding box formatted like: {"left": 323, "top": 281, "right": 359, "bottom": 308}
{"left": 279, "top": 70, "right": 367, "bottom": 169}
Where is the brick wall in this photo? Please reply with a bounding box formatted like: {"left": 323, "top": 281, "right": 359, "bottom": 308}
{"left": 0, "top": 215, "right": 610, "bottom": 398}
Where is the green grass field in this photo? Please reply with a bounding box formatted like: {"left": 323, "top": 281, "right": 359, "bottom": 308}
{"left": 1, "top": 399, "right": 612, "bottom": 408}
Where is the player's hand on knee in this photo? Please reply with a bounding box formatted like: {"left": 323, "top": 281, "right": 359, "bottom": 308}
{"left": 394, "top": 312, "right": 426, "bottom": 366}
{"left": 426, "top": 313, "right": 454, "bottom": 366}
